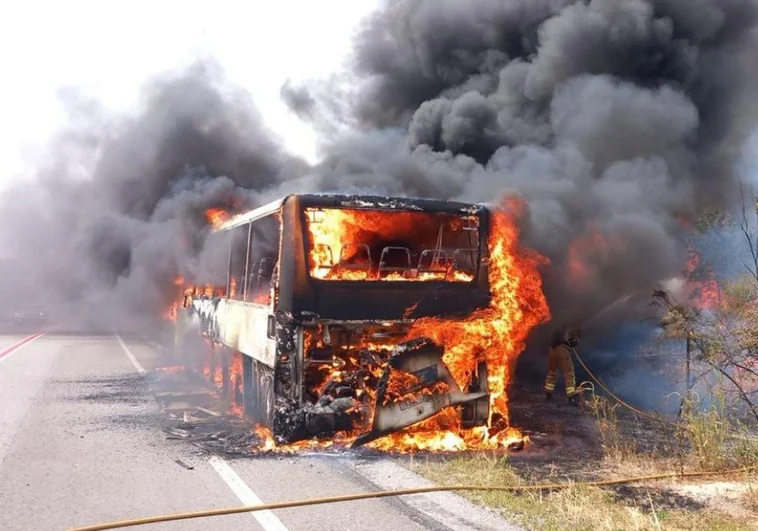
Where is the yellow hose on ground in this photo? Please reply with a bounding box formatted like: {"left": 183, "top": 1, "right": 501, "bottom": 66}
{"left": 572, "top": 347, "right": 758, "bottom": 444}
{"left": 570, "top": 346, "right": 679, "bottom": 427}
{"left": 70, "top": 464, "right": 757, "bottom": 531}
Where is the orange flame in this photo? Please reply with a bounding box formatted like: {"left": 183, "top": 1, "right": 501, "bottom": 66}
{"left": 566, "top": 226, "right": 621, "bottom": 290}
{"left": 305, "top": 208, "right": 477, "bottom": 282}
{"left": 684, "top": 246, "right": 721, "bottom": 310}
{"left": 186, "top": 199, "right": 551, "bottom": 453}
{"left": 297, "top": 199, "right": 550, "bottom": 452}
{"left": 230, "top": 353, "right": 244, "bottom": 417}
{"left": 205, "top": 208, "right": 230, "bottom": 229}
{"left": 393, "top": 199, "right": 550, "bottom": 449}
{"left": 163, "top": 275, "right": 185, "bottom": 322}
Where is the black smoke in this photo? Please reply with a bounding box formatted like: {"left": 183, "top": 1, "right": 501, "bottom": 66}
{"left": 3, "top": 0, "right": 758, "bottom": 346}
{"left": 285, "top": 0, "right": 758, "bottom": 337}
{"left": 0, "top": 62, "right": 308, "bottom": 330}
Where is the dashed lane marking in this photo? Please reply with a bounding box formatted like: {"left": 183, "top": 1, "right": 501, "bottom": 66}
{"left": 114, "top": 334, "right": 145, "bottom": 374}
{"left": 209, "top": 456, "right": 290, "bottom": 531}
{"left": 114, "top": 333, "right": 288, "bottom": 531}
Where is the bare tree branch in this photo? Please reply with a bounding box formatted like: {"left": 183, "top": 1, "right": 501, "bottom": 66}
{"left": 727, "top": 361, "right": 758, "bottom": 379}
{"left": 703, "top": 359, "right": 758, "bottom": 422}
{"left": 739, "top": 180, "right": 758, "bottom": 284}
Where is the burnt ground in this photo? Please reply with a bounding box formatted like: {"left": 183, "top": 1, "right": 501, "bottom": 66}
{"left": 610, "top": 484, "right": 706, "bottom": 511}
{"left": 505, "top": 381, "right": 679, "bottom": 479}
{"left": 507, "top": 383, "right": 604, "bottom": 476}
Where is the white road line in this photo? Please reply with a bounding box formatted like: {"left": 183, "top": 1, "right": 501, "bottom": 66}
{"left": 209, "top": 456, "right": 290, "bottom": 531}
{"left": 115, "top": 334, "right": 146, "bottom": 375}
{"left": 114, "top": 332, "right": 286, "bottom": 530}
{"left": 350, "top": 459, "right": 521, "bottom": 531}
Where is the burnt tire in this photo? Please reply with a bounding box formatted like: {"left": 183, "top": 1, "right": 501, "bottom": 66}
{"left": 245, "top": 358, "right": 276, "bottom": 428}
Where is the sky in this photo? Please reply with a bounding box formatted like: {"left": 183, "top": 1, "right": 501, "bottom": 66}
{"left": 0, "top": 0, "right": 380, "bottom": 188}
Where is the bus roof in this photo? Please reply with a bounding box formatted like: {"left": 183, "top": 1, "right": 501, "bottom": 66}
{"left": 215, "top": 197, "right": 286, "bottom": 232}
{"left": 214, "top": 193, "right": 486, "bottom": 232}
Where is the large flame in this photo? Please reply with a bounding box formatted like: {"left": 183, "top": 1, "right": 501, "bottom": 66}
{"left": 391, "top": 198, "right": 551, "bottom": 450}
{"left": 306, "top": 208, "right": 476, "bottom": 282}
{"left": 298, "top": 199, "right": 548, "bottom": 452}
{"left": 181, "top": 199, "right": 551, "bottom": 453}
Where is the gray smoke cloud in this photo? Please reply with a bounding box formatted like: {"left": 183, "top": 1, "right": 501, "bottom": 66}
{"left": 0, "top": 61, "right": 308, "bottom": 331}
{"left": 3, "top": 0, "right": 758, "bottom": 345}
{"left": 286, "top": 0, "right": 758, "bottom": 336}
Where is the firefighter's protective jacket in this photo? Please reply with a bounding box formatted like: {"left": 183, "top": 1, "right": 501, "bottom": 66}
{"left": 545, "top": 332, "right": 577, "bottom": 397}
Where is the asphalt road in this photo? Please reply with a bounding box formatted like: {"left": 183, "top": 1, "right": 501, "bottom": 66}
{"left": 0, "top": 331, "right": 516, "bottom": 531}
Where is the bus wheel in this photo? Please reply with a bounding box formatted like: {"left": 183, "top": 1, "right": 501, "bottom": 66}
{"left": 243, "top": 358, "right": 276, "bottom": 429}
{"left": 258, "top": 366, "right": 275, "bottom": 428}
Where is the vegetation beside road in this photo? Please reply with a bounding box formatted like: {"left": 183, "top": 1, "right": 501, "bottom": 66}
{"left": 415, "top": 419, "right": 758, "bottom": 531}
{"left": 415, "top": 202, "right": 758, "bottom": 530}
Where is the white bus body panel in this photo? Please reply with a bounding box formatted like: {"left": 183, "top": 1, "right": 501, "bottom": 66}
{"left": 217, "top": 299, "right": 276, "bottom": 368}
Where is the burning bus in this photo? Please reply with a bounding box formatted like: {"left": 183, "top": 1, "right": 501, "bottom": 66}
{"left": 175, "top": 193, "right": 549, "bottom": 450}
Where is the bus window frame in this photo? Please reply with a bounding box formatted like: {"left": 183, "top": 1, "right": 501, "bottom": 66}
{"left": 225, "top": 222, "right": 252, "bottom": 302}
{"left": 299, "top": 206, "right": 482, "bottom": 286}
{"left": 224, "top": 211, "right": 281, "bottom": 307}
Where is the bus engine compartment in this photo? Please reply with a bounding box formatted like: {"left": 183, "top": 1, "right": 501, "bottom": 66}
{"left": 274, "top": 321, "right": 491, "bottom": 446}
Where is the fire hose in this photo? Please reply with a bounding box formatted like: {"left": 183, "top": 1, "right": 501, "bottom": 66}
{"left": 571, "top": 343, "right": 758, "bottom": 444}
{"left": 71, "top": 299, "right": 753, "bottom": 531}
{"left": 70, "top": 463, "right": 758, "bottom": 531}
{"left": 572, "top": 292, "right": 751, "bottom": 432}
{"left": 569, "top": 345, "right": 678, "bottom": 427}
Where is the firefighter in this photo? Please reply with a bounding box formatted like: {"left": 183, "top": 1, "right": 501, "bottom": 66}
{"left": 545, "top": 327, "right": 580, "bottom": 406}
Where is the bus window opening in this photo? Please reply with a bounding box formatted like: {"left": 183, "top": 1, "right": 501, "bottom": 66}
{"left": 304, "top": 208, "right": 479, "bottom": 282}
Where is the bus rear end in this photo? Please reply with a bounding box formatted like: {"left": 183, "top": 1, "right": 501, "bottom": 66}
{"left": 272, "top": 195, "right": 493, "bottom": 446}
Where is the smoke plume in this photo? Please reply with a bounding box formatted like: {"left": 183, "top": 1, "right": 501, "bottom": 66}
{"left": 3, "top": 0, "right": 758, "bottom": 343}
{"left": 286, "top": 0, "right": 758, "bottom": 335}
{"left": 0, "top": 62, "right": 308, "bottom": 330}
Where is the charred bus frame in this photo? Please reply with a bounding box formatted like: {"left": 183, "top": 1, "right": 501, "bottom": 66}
{"left": 176, "top": 194, "right": 493, "bottom": 445}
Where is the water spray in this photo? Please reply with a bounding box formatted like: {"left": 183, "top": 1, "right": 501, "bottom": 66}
{"left": 580, "top": 292, "right": 637, "bottom": 330}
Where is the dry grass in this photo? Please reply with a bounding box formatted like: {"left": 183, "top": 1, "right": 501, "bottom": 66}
{"left": 678, "top": 392, "right": 731, "bottom": 470}
{"left": 583, "top": 386, "right": 758, "bottom": 472}
{"left": 676, "top": 391, "right": 758, "bottom": 471}
{"left": 743, "top": 480, "right": 758, "bottom": 512}
{"left": 415, "top": 454, "right": 757, "bottom": 531}
{"left": 411, "top": 392, "right": 758, "bottom": 530}
{"left": 585, "top": 393, "right": 636, "bottom": 460}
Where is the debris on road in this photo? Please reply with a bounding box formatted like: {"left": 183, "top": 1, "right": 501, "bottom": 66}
{"left": 174, "top": 459, "right": 194, "bottom": 470}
